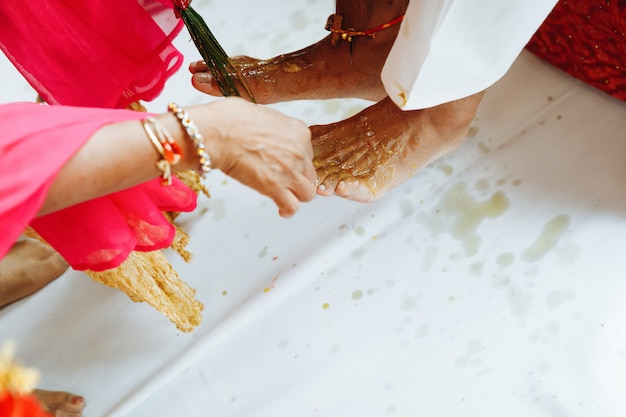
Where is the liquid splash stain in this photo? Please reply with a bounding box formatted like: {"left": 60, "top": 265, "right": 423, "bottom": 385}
{"left": 417, "top": 182, "right": 511, "bottom": 256}
{"left": 522, "top": 214, "right": 571, "bottom": 262}
{"left": 351, "top": 290, "right": 364, "bottom": 300}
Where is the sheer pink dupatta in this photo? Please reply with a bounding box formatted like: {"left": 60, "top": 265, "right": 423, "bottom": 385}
{"left": 0, "top": 0, "right": 184, "bottom": 108}
{"left": 0, "top": 1, "right": 198, "bottom": 271}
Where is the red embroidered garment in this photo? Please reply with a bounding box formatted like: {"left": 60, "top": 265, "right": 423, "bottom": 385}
{"left": 526, "top": 0, "right": 626, "bottom": 101}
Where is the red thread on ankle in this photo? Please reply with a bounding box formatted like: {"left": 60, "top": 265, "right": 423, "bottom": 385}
{"left": 362, "top": 15, "right": 405, "bottom": 37}
{"left": 326, "top": 14, "right": 405, "bottom": 42}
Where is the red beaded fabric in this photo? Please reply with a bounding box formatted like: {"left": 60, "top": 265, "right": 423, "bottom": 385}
{"left": 526, "top": 0, "right": 626, "bottom": 101}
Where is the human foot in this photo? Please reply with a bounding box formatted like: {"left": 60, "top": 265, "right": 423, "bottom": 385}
{"left": 0, "top": 239, "right": 69, "bottom": 308}
{"left": 312, "top": 94, "right": 484, "bottom": 202}
{"left": 33, "top": 389, "right": 85, "bottom": 417}
{"left": 190, "top": 0, "right": 409, "bottom": 103}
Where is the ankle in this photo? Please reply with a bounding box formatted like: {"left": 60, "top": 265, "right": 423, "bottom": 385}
{"left": 336, "top": 0, "right": 408, "bottom": 29}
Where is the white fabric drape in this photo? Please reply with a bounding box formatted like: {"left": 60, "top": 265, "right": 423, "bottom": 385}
{"left": 382, "top": 0, "right": 558, "bottom": 109}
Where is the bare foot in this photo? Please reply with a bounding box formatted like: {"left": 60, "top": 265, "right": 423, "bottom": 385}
{"left": 190, "top": 0, "right": 409, "bottom": 103}
{"left": 190, "top": 0, "right": 483, "bottom": 202}
{"left": 313, "top": 94, "right": 485, "bottom": 202}
{"left": 33, "top": 389, "right": 85, "bottom": 417}
{"left": 0, "top": 243, "right": 81, "bottom": 415}
{"left": 0, "top": 239, "right": 69, "bottom": 308}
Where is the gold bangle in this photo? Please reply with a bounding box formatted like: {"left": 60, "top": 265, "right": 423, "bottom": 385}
{"left": 167, "top": 102, "right": 212, "bottom": 178}
{"left": 142, "top": 117, "right": 183, "bottom": 186}
{"left": 142, "top": 117, "right": 165, "bottom": 155}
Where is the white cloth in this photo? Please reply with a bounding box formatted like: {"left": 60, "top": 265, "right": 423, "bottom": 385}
{"left": 4, "top": 51, "right": 624, "bottom": 417}
{"left": 4, "top": 2, "right": 626, "bottom": 417}
{"left": 382, "top": 0, "right": 558, "bottom": 109}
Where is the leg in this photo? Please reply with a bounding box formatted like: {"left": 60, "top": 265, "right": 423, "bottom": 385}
{"left": 190, "top": 0, "right": 409, "bottom": 103}
{"left": 0, "top": 243, "right": 84, "bottom": 416}
{"left": 0, "top": 239, "right": 69, "bottom": 307}
{"left": 33, "top": 389, "right": 85, "bottom": 417}
{"left": 313, "top": 93, "right": 485, "bottom": 202}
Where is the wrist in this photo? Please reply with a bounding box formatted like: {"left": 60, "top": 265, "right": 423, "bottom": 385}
{"left": 167, "top": 102, "right": 212, "bottom": 178}
{"left": 185, "top": 104, "right": 226, "bottom": 172}
{"left": 152, "top": 113, "right": 195, "bottom": 171}
{"left": 153, "top": 107, "right": 223, "bottom": 174}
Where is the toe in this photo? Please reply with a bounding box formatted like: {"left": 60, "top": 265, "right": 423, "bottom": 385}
{"left": 33, "top": 390, "right": 85, "bottom": 416}
{"left": 336, "top": 179, "right": 379, "bottom": 203}
{"left": 191, "top": 73, "right": 223, "bottom": 96}
{"left": 334, "top": 179, "right": 359, "bottom": 197}
{"left": 316, "top": 173, "right": 340, "bottom": 197}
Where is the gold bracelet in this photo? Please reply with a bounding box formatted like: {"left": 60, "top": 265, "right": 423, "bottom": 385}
{"left": 142, "top": 117, "right": 183, "bottom": 186}
{"left": 167, "top": 102, "right": 212, "bottom": 178}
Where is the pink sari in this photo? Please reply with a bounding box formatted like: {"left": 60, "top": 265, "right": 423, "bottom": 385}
{"left": 0, "top": 1, "right": 197, "bottom": 271}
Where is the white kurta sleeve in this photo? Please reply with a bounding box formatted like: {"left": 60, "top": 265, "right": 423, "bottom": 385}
{"left": 381, "top": 0, "right": 558, "bottom": 110}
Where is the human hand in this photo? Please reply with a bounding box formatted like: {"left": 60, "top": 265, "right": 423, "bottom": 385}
{"left": 186, "top": 98, "right": 316, "bottom": 217}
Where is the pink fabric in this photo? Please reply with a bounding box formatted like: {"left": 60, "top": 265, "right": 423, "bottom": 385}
{"left": 0, "top": 1, "right": 199, "bottom": 271}
{"left": 0, "top": 103, "right": 196, "bottom": 271}
{"left": 0, "top": 0, "right": 184, "bottom": 109}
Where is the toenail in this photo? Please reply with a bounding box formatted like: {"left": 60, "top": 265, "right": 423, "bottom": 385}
{"left": 193, "top": 73, "right": 211, "bottom": 82}
{"left": 70, "top": 395, "right": 84, "bottom": 405}
{"left": 318, "top": 184, "right": 326, "bottom": 191}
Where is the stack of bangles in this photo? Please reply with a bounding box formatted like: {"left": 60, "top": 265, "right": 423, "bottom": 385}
{"left": 141, "top": 102, "right": 212, "bottom": 186}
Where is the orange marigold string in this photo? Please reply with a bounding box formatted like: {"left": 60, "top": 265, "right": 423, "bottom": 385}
{"left": 0, "top": 392, "right": 52, "bottom": 417}
{"left": 0, "top": 342, "right": 52, "bottom": 417}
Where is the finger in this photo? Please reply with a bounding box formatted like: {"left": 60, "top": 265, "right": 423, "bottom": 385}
{"left": 293, "top": 155, "right": 316, "bottom": 194}
{"left": 303, "top": 153, "right": 316, "bottom": 180}
{"left": 273, "top": 188, "right": 301, "bottom": 218}
{"left": 289, "top": 173, "right": 316, "bottom": 202}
